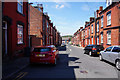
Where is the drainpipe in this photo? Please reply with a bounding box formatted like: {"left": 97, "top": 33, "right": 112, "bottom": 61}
{"left": 0, "top": 1, "right": 2, "bottom": 80}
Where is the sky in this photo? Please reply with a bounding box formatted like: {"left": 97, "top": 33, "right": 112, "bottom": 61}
{"left": 29, "top": 1, "right": 106, "bottom": 36}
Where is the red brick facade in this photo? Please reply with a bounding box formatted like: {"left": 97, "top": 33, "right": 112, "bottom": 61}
{"left": 30, "top": 5, "right": 43, "bottom": 47}
{"left": 30, "top": 4, "right": 62, "bottom": 47}
{"left": 71, "top": 2, "right": 120, "bottom": 49}
{"left": 2, "top": 2, "right": 29, "bottom": 59}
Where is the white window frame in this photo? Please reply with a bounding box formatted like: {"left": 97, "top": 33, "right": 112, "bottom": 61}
{"left": 101, "top": 33, "right": 103, "bottom": 44}
{"left": 86, "top": 30, "right": 87, "bottom": 36}
{"left": 101, "top": 17, "right": 103, "bottom": 28}
{"left": 91, "top": 24, "right": 93, "bottom": 33}
{"left": 97, "top": 36, "right": 99, "bottom": 45}
{"left": 89, "top": 28, "right": 90, "bottom": 35}
{"left": 86, "top": 39, "right": 87, "bottom": 45}
{"left": 107, "top": 31, "right": 111, "bottom": 44}
{"left": 17, "top": 24, "right": 23, "bottom": 44}
{"left": 17, "top": 0, "right": 23, "bottom": 14}
{"left": 107, "top": 13, "right": 111, "bottom": 26}
{"left": 97, "top": 21, "right": 99, "bottom": 32}
{"left": 89, "top": 39, "right": 90, "bottom": 45}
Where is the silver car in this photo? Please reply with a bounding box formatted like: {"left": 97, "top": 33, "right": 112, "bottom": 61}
{"left": 99, "top": 46, "right": 120, "bottom": 70}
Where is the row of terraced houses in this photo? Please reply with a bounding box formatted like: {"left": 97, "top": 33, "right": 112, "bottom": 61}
{"left": 2, "top": 2, "right": 62, "bottom": 60}
{"left": 71, "top": 0, "right": 120, "bottom": 49}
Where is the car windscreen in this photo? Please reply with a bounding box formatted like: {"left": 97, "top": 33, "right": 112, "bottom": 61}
{"left": 33, "top": 48, "right": 51, "bottom": 52}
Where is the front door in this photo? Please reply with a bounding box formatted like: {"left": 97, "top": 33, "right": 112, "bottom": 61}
{"left": 2, "top": 21, "right": 7, "bottom": 56}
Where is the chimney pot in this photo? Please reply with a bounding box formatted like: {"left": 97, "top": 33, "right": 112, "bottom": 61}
{"left": 99, "top": 6, "right": 103, "bottom": 11}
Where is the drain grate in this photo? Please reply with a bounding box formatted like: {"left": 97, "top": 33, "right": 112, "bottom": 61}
{"left": 80, "top": 70, "right": 88, "bottom": 73}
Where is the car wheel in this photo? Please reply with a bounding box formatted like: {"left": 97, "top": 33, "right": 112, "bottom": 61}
{"left": 99, "top": 55, "right": 103, "bottom": 61}
{"left": 116, "top": 60, "right": 120, "bottom": 70}
{"left": 89, "top": 51, "right": 92, "bottom": 56}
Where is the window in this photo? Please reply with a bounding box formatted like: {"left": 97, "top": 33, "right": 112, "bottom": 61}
{"left": 17, "top": 25, "right": 23, "bottom": 44}
{"left": 89, "top": 39, "right": 90, "bottom": 45}
{"left": 112, "top": 47, "right": 120, "bottom": 52}
{"left": 91, "top": 24, "right": 93, "bottom": 33}
{"left": 107, "top": 12, "right": 111, "bottom": 26}
{"left": 33, "top": 48, "right": 51, "bottom": 52}
{"left": 86, "top": 30, "right": 87, "bottom": 35}
{"left": 89, "top": 28, "right": 90, "bottom": 35}
{"left": 97, "top": 21, "right": 99, "bottom": 32}
{"left": 101, "top": 33, "right": 103, "bottom": 44}
{"left": 106, "top": 47, "right": 112, "bottom": 52}
{"left": 17, "top": 0, "right": 23, "bottom": 14}
{"left": 107, "top": 31, "right": 111, "bottom": 44}
{"left": 101, "top": 17, "right": 103, "bottom": 28}
{"left": 97, "top": 36, "right": 99, "bottom": 45}
{"left": 92, "top": 37, "right": 93, "bottom": 44}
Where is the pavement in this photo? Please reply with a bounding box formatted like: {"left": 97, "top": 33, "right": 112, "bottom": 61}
{"left": 2, "top": 57, "right": 29, "bottom": 80}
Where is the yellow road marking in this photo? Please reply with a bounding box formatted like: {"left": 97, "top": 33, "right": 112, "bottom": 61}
{"left": 13, "top": 72, "right": 24, "bottom": 80}
{"left": 13, "top": 72, "right": 28, "bottom": 80}
{"left": 17, "top": 72, "right": 28, "bottom": 80}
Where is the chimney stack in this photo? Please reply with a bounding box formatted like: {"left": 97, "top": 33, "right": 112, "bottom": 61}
{"left": 99, "top": 6, "right": 103, "bottom": 11}
{"left": 85, "top": 21, "right": 89, "bottom": 26}
{"left": 37, "top": 4, "right": 43, "bottom": 13}
{"left": 96, "top": 10, "right": 99, "bottom": 18}
{"left": 90, "top": 17, "right": 94, "bottom": 22}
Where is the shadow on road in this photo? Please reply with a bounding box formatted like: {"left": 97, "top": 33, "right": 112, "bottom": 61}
{"left": 19, "top": 54, "right": 80, "bottom": 80}
{"left": 57, "top": 46, "right": 67, "bottom": 51}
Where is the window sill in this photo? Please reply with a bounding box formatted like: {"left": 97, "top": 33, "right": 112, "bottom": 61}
{"left": 97, "top": 31, "right": 99, "bottom": 33}
{"left": 107, "top": 24, "right": 111, "bottom": 27}
{"left": 17, "top": 43, "right": 25, "bottom": 46}
{"left": 106, "top": 44, "right": 111, "bottom": 46}
{"left": 17, "top": 10, "right": 25, "bottom": 17}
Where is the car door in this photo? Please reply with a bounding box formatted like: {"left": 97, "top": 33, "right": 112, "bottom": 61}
{"left": 109, "top": 47, "right": 120, "bottom": 64}
{"left": 102, "top": 47, "right": 113, "bottom": 61}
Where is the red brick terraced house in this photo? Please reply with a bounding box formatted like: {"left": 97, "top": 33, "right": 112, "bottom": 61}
{"left": 72, "top": 1, "right": 120, "bottom": 49}
{"left": 2, "top": 2, "right": 29, "bottom": 59}
{"left": 30, "top": 4, "right": 43, "bottom": 47}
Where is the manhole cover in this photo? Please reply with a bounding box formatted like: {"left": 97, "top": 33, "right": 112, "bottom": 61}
{"left": 80, "top": 70, "right": 88, "bottom": 73}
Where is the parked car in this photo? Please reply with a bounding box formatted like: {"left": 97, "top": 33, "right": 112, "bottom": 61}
{"left": 84, "top": 44, "right": 104, "bottom": 56}
{"left": 30, "top": 45, "right": 59, "bottom": 65}
{"left": 99, "top": 46, "right": 120, "bottom": 70}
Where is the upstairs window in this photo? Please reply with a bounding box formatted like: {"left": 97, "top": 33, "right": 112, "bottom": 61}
{"left": 107, "top": 12, "right": 111, "bottom": 26}
{"left": 97, "top": 21, "right": 99, "bottom": 32}
{"left": 86, "top": 30, "right": 87, "bottom": 36}
{"left": 101, "top": 16, "right": 103, "bottom": 28}
{"left": 91, "top": 24, "right": 93, "bottom": 33}
{"left": 17, "top": 25, "right": 23, "bottom": 44}
{"left": 17, "top": 0, "right": 23, "bottom": 14}
{"left": 89, "top": 28, "right": 90, "bottom": 35}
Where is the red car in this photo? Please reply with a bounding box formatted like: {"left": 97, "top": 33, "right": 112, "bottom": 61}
{"left": 30, "top": 45, "right": 59, "bottom": 65}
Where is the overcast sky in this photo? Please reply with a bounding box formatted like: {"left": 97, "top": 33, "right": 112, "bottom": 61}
{"left": 29, "top": 1, "right": 106, "bottom": 36}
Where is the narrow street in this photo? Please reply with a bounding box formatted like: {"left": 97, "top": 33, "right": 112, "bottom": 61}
{"left": 8, "top": 45, "right": 119, "bottom": 80}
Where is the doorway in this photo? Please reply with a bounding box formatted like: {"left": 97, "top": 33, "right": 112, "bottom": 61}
{"left": 2, "top": 21, "right": 7, "bottom": 56}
